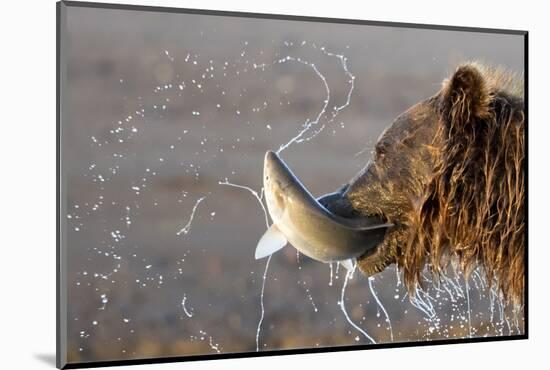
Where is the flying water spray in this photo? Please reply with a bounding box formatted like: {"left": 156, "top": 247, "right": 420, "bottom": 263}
{"left": 71, "top": 39, "right": 523, "bottom": 359}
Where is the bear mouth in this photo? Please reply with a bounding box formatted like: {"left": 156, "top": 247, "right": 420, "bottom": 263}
{"left": 312, "top": 190, "right": 397, "bottom": 267}
{"left": 355, "top": 226, "right": 398, "bottom": 275}
{"left": 326, "top": 201, "right": 400, "bottom": 275}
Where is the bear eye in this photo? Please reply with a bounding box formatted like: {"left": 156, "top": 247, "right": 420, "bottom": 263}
{"left": 375, "top": 145, "right": 386, "bottom": 157}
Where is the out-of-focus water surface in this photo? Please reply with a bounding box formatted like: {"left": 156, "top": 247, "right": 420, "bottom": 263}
{"left": 62, "top": 5, "right": 524, "bottom": 363}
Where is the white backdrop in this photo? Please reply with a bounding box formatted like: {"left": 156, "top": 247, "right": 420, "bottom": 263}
{"left": 0, "top": 0, "right": 546, "bottom": 369}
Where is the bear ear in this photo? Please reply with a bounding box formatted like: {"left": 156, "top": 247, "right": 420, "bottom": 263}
{"left": 441, "top": 64, "right": 492, "bottom": 124}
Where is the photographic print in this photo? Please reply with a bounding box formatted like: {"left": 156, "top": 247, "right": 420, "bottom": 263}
{"left": 57, "top": 1, "right": 526, "bottom": 368}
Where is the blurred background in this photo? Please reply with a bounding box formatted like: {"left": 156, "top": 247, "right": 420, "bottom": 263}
{"left": 62, "top": 5, "right": 524, "bottom": 364}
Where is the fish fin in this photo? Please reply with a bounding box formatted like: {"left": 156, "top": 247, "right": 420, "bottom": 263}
{"left": 339, "top": 258, "right": 356, "bottom": 272}
{"left": 255, "top": 224, "right": 288, "bottom": 259}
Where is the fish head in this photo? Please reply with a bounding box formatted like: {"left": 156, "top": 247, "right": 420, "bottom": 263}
{"left": 263, "top": 150, "right": 295, "bottom": 223}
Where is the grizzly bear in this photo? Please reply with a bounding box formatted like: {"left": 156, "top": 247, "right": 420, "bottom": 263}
{"left": 320, "top": 63, "right": 525, "bottom": 305}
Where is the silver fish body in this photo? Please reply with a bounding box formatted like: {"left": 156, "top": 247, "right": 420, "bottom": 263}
{"left": 256, "top": 151, "right": 392, "bottom": 263}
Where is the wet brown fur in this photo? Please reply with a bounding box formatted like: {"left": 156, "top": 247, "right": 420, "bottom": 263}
{"left": 343, "top": 63, "right": 524, "bottom": 305}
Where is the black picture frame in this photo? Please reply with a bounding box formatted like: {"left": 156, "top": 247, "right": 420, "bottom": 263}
{"left": 56, "top": 1, "right": 528, "bottom": 368}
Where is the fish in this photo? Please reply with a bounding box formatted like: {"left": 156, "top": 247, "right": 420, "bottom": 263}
{"left": 255, "top": 151, "right": 392, "bottom": 269}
